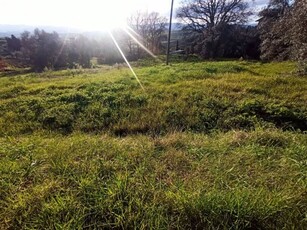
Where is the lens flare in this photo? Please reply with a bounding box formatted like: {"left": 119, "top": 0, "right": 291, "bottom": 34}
{"left": 54, "top": 33, "right": 69, "bottom": 66}
{"left": 108, "top": 31, "right": 145, "bottom": 91}
{"left": 126, "top": 26, "right": 142, "bottom": 38}
{"left": 124, "top": 26, "right": 157, "bottom": 59}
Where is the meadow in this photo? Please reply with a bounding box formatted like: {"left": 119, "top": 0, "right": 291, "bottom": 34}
{"left": 0, "top": 60, "right": 306, "bottom": 229}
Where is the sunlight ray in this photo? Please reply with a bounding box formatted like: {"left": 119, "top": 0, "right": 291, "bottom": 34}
{"left": 123, "top": 26, "right": 157, "bottom": 59}
{"left": 126, "top": 25, "right": 142, "bottom": 38}
{"left": 108, "top": 30, "right": 145, "bottom": 91}
{"left": 54, "top": 33, "right": 69, "bottom": 66}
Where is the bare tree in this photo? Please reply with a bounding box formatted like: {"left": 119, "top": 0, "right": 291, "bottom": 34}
{"left": 177, "top": 0, "right": 252, "bottom": 58}
{"left": 127, "top": 11, "right": 167, "bottom": 59}
{"left": 258, "top": 0, "right": 292, "bottom": 61}
{"left": 288, "top": 0, "right": 307, "bottom": 73}
{"left": 177, "top": 0, "right": 251, "bottom": 31}
{"left": 257, "top": 0, "right": 306, "bottom": 73}
{"left": 127, "top": 11, "right": 144, "bottom": 59}
{"left": 140, "top": 12, "right": 167, "bottom": 54}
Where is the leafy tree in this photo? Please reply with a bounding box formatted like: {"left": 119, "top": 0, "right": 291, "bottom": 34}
{"left": 68, "top": 35, "right": 92, "bottom": 68}
{"left": 5, "top": 35, "right": 21, "bottom": 53}
{"left": 0, "top": 38, "right": 9, "bottom": 57}
{"left": 20, "top": 31, "right": 34, "bottom": 62}
{"left": 180, "top": 24, "right": 260, "bottom": 59}
{"left": 20, "top": 29, "right": 61, "bottom": 71}
{"left": 177, "top": 0, "right": 253, "bottom": 58}
{"left": 219, "top": 25, "right": 260, "bottom": 59}
{"left": 18, "top": 30, "right": 95, "bottom": 70}
{"left": 96, "top": 32, "right": 126, "bottom": 65}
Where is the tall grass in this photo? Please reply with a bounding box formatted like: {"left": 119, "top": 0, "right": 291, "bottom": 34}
{"left": 0, "top": 61, "right": 306, "bottom": 229}
{"left": 0, "top": 131, "right": 306, "bottom": 229}
{"left": 0, "top": 61, "right": 306, "bottom": 136}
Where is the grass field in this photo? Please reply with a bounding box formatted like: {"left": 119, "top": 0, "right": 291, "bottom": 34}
{"left": 0, "top": 61, "right": 306, "bottom": 229}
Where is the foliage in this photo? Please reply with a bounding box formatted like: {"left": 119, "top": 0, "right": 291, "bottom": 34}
{"left": 177, "top": 0, "right": 254, "bottom": 59}
{"left": 5, "top": 35, "right": 21, "bottom": 56}
{"left": 4, "top": 29, "right": 94, "bottom": 71}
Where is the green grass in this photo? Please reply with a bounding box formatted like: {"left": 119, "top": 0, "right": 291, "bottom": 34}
{"left": 0, "top": 61, "right": 306, "bottom": 229}
{"left": 0, "top": 61, "right": 306, "bottom": 136}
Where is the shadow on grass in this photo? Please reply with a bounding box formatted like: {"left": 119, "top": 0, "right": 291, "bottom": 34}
{"left": 0, "top": 68, "right": 32, "bottom": 78}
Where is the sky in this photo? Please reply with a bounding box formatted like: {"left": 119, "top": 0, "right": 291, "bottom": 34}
{"left": 0, "top": 0, "right": 269, "bottom": 30}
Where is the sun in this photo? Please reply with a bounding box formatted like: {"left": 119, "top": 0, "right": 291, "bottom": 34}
{"left": 66, "top": 1, "right": 133, "bottom": 31}
{"left": 1, "top": 0, "right": 162, "bottom": 31}
{"left": 1, "top": 0, "right": 169, "bottom": 31}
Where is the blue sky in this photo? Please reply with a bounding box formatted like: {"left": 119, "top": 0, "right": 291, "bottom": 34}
{"left": 0, "top": 0, "right": 269, "bottom": 29}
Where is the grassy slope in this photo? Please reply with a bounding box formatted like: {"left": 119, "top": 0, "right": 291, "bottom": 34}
{"left": 0, "top": 61, "right": 306, "bottom": 229}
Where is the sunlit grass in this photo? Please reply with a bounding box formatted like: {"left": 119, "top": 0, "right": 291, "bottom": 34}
{"left": 0, "top": 130, "right": 306, "bottom": 229}
{"left": 0, "top": 60, "right": 306, "bottom": 229}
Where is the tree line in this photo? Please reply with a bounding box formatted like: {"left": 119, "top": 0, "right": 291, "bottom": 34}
{"left": 0, "top": 0, "right": 306, "bottom": 72}
{"left": 4, "top": 29, "right": 100, "bottom": 71}
{"left": 177, "top": 0, "right": 306, "bottom": 67}
{"left": 1, "top": 12, "right": 168, "bottom": 71}
{"left": 177, "top": 0, "right": 259, "bottom": 59}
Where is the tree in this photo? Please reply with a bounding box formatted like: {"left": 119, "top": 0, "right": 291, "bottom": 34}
{"left": 20, "top": 29, "right": 62, "bottom": 71}
{"left": 18, "top": 29, "right": 96, "bottom": 70}
{"left": 288, "top": 0, "right": 307, "bottom": 73}
{"left": 127, "top": 11, "right": 144, "bottom": 59}
{"left": 258, "top": 0, "right": 306, "bottom": 73}
{"left": 139, "top": 12, "right": 167, "bottom": 54}
{"left": 177, "top": 0, "right": 253, "bottom": 58}
{"left": 257, "top": 0, "right": 291, "bottom": 61}
{"left": 180, "top": 24, "right": 260, "bottom": 59}
{"left": 5, "top": 35, "right": 21, "bottom": 54}
{"left": 0, "top": 38, "right": 9, "bottom": 57}
{"left": 218, "top": 25, "right": 260, "bottom": 59}
{"left": 69, "top": 35, "right": 93, "bottom": 68}
{"left": 127, "top": 11, "right": 167, "bottom": 59}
